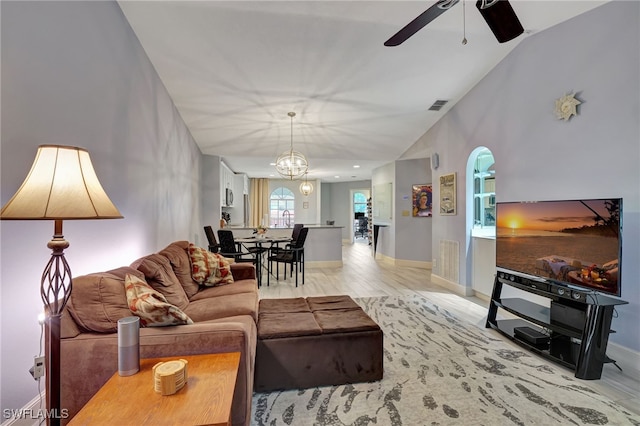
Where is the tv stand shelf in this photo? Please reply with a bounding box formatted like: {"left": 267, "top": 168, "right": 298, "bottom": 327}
{"left": 486, "top": 273, "right": 627, "bottom": 380}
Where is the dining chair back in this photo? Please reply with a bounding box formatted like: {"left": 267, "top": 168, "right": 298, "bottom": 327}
{"left": 291, "top": 223, "right": 304, "bottom": 242}
{"left": 203, "top": 226, "right": 219, "bottom": 253}
{"left": 291, "top": 226, "right": 308, "bottom": 250}
{"left": 271, "top": 223, "right": 304, "bottom": 256}
{"left": 217, "top": 229, "right": 255, "bottom": 263}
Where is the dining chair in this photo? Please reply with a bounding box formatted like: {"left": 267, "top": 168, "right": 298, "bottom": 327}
{"left": 203, "top": 226, "right": 219, "bottom": 253}
{"left": 267, "top": 227, "right": 309, "bottom": 287}
{"left": 217, "top": 229, "right": 264, "bottom": 287}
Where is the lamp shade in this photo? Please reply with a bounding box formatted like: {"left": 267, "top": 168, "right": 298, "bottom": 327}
{"left": 1, "top": 145, "right": 122, "bottom": 220}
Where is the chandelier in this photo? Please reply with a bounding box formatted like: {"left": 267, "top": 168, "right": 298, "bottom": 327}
{"left": 275, "top": 112, "right": 308, "bottom": 180}
{"left": 299, "top": 172, "right": 314, "bottom": 196}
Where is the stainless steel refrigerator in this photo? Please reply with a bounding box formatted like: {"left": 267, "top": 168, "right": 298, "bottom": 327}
{"left": 243, "top": 194, "right": 251, "bottom": 227}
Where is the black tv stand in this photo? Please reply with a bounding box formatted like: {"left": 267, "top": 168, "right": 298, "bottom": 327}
{"left": 486, "top": 271, "right": 628, "bottom": 380}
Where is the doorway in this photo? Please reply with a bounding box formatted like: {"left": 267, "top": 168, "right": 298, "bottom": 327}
{"left": 350, "top": 189, "right": 370, "bottom": 244}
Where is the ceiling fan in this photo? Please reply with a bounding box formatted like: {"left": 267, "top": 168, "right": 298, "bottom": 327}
{"left": 384, "top": 0, "right": 524, "bottom": 46}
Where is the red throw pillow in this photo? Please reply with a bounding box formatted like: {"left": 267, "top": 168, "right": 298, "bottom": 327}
{"left": 188, "top": 243, "right": 234, "bottom": 287}
{"left": 124, "top": 274, "right": 193, "bottom": 327}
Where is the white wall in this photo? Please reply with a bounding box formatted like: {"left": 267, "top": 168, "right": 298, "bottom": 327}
{"left": 202, "top": 155, "right": 223, "bottom": 229}
{"left": 400, "top": 1, "right": 640, "bottom": 351}
{"left": 1, "top": 1, "right": 204, "bottom": 414}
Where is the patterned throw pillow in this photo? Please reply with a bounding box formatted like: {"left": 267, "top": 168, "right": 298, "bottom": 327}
{"left": 124, "top": 274, "right": 194, "bottom": 327}
{"left": 188, "top": 243, "right": 234, "bottom": 287}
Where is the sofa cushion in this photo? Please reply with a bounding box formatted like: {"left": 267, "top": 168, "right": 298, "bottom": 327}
{"left": 158, "top": 241, "right": 201, "bottom": 299}
{"left": 313, "top": 308, "right": 380, "bottom": 334}
{"left": 258, "top": 298, "right": 310, "bottom": 314}
{"left": 131, "top": 253, "right": 190, "bottom": 311}
{"left": 189, "top": 279, "right": 257, "bottom": 302}
{"left": 227, "top": 262, "right": 256, "bottom": 282}
{"left": 187, "top": 243, "right": 234, "bottom": 287}
{"left": 185, "top": 292, "right": 258, "bottom": 323}
{"left": 124, "top": 274, "right": 193, "bottom": 327}
{"left": 67, "top": 267, "right": 140, "bottom": 333}
{"left": 307, "top": 295, "right": 361, "bottom": 311}
{"left": 258, "top": 312, "right": 322, "bottom": 339}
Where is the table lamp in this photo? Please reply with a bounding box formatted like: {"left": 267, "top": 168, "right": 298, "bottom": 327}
{"left": 1, "top": 145, "right": 123, "bottom": 425}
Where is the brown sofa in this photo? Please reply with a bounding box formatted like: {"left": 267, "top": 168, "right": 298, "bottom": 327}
{"left": 59, "top": 241, "right": 258, "bottom": 426}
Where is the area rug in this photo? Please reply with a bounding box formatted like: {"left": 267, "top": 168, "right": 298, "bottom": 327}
{"left": 252, "top": 294, "right": 639, "bottom": 425}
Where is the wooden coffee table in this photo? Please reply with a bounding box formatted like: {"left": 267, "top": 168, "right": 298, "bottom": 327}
{"left": 68, "top": 352, "right": 240, "bottom": 426}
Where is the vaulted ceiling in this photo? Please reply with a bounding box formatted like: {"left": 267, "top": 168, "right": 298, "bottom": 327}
{"left": 118, "top": 1, "right": 606, "bottom": 182}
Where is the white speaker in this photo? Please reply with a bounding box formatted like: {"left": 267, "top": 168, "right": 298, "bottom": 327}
{"left": 431, "top": 153, "right": 439, "bottom": 170}
{"left": 118, "top": 316, "right": 140, "bottom": 376}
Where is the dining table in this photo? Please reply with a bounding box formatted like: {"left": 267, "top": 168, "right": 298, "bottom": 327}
{"left": 235, "top": 236, "right": 292, "bottom": 287}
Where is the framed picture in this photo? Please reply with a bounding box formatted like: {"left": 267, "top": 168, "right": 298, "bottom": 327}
{"left": 412, "top": 184, "right": 432, "bottom": 217}
{"left": 439, "top": 173, "right": 456, "bottom": 215}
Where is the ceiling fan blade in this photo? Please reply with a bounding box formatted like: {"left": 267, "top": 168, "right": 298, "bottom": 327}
{"left": 384, "top": 0, "right": 460, "bottom": 47}
{"left": 475, "top": 0, "right": 524, "bottom": 43}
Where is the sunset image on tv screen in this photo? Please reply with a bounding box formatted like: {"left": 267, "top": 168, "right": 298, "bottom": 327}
{"left": 496, "top": 199, "right": 621, "bottom": 296}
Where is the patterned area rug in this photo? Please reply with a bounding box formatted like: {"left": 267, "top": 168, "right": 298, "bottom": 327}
{"left": 252, "top": 294, "right": 639, "bottom": 425}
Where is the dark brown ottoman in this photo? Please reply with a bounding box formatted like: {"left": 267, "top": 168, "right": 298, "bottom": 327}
{"left": 255, "top": 296, "right": 383, "bottom": 392}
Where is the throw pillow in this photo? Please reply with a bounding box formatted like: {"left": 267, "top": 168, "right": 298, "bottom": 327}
{"left": 124, "top": 274, "right": 193, "bottom": 327}
{"left": 188, "top": 243, "right": 234, "bottom": 287}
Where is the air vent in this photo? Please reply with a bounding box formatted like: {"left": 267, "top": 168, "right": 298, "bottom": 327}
{"left": 428, "top": 100, "right": 448, "bottom": 111}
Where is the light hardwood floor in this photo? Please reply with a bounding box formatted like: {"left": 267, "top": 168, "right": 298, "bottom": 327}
{"left": 258, "top": 240, "right": 640, "bottom": 417}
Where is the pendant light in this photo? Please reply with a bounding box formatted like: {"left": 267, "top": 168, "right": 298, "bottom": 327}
{"left": 299, "top": 172, "right": 314, "bottom": 196}
{"left": 275, "top": 112, "right": 308, "bottom": 180}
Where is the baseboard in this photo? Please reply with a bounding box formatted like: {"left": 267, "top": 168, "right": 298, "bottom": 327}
{"left": 305, "top": 260, "right": 343, "bottom": 268}
{"left": 431, "top": 273, "right": 475, "bottom": 297}
{"left": 1, "top": 390, "right": 45, "bottom": 426}
{"left": 473, "top": 291, "right": 491, "bottom": 303}
{"left": 371, "top": 253, "right": 430, "bottom": 270}
{"left": 374, "top": 252, "right": 394, "bottom": 263}
{"left": 606, "top": 342, "right": 640, "bottom": 381}
{"left": 395, "top": 259, "right": 431, "bottom": 269}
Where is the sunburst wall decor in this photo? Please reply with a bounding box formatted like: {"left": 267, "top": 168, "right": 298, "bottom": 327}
{"left": 555, "top": 92, "right": 581, "bottom": 121}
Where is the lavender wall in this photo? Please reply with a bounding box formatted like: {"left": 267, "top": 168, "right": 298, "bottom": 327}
{"left": 1, "top": 1, "right": 204, "bottom": 414}
{"left": 401, "top": 1, "right": 639, "bottom": 351}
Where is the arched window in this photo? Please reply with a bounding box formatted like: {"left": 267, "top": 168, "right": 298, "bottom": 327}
{"left": 353, "top": 192, "right": 367, "bottom": 214}
{"left": 472, "top": 147, "right": 496, "bottom": 235}
{"left": 270, "top": 187, "right": 295, "bottom": 228}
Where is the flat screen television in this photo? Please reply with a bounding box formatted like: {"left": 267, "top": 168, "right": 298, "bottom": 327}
{"left": 495, "top": 198, "right": 622, "bottom": 297}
